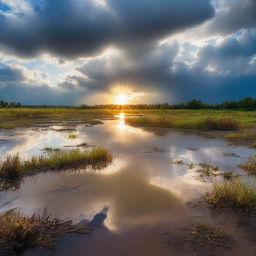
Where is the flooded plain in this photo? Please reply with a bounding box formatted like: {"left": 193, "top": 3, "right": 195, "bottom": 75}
{"left": 0, "top": 114, "right": 255, "bottom": 256}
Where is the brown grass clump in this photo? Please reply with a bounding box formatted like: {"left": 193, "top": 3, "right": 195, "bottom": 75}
{"left": 0, "top": 155, "right": 20, "bottom": 180}
{"left": 163, "top": 223, "right": 231, "bottom": 251}
{"left": 205, "top": 180, "right": 256, "bottom": 212}
{"left": 0, "top": 209, "right": 91, "bottom": 255}
{"left": 196, "top": 163, "right": 219, "bottom": 182}
{"left": 0, "top": 147, "right": 113, "bottom": 190}
{"left": 206, "top": 118, "right": 238, "bottom": 130}
{"left": 127, "top": 116, "right": 238, "bottom": 130}
{"left": 238, "top": 155, "right": 256, "bottom": 175}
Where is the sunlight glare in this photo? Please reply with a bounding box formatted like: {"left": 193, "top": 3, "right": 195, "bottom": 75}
{"left": 117, "top": 112, "right": 126, "bottom": 131}
{"left": 116, "top": 93, "right": 129, "bottom": 105}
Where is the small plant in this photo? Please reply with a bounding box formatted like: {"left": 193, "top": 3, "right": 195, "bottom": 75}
{"left": 163, "top": 222, "right": 231, "bottom": 250}
{"left": 227, "top": 132, "right": 256, "bottom": 140}
{"left": 68, "top": 134, "right": 78, "bottom": 139}
{"left": 127, "top": 116, "right": 238, "bottom": 130}
{"left": 238, "top": 155, "right": 256, "bottom": 175}
{"left": 223, "top": 152, "right": 239, "bottom": 158}
{"left": 226, "top": 132, "right": 256, "bottom": 148}
{"left": 0, "top": 155, "right": 20, "bottom": 180}
{"left": 205, "top": 180, "right": 256, "bottom": 212}
{"left": 196, "top": 163, "right": 219, "bottom": 181}
{"left": 76, "top": 142, "right": 89, "bottom": 147}
{"left": 187, "top": 162, "right": 195, "bottom": 169}
{"left": 43, "top": 147, "right": 61, "bottom": 152}
{"left": 0, "top": 147, "right": 113, "bottom": 190}
{"left": 221, "top": 171, "right": 240, "bottom": 180}
{"left": 0, "top": 209, "right": 91, "bottom": 255}
{"left": 172, "top": 160, "right": 186, "bottom": 165}
{"left": 206, "top": 118, "right": 238, "bottom": 130}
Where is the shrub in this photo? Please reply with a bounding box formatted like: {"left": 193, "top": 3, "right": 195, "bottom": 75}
{"left": 205, "top": 180, "right": 256, "bottom": 212}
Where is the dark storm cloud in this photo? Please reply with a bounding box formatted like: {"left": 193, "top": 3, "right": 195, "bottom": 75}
{"left": 1, "top": 0, "right": 256, "bottom": 105}
{"left": 195, "top": 29, "right": 256, "bottom": 73}
{"left": 0, "top": 83, "right": 82, "bottom": 105}
{"left": 207, "top": 0, "right": 256, "bottom": 34}
{"left": 0, "top": 0, "right": 214, "bottom": 58}
{"left": 0, "top": 64, "right": 25, "bottom": 82}
{"left": 74, "top": 42, "right": 179, "bottom": 93}
{"left": 0, "top": 63, "right": 82, "bottom": 105}
{"left": 61, "top": 27, "right": 256, "bottom": 103}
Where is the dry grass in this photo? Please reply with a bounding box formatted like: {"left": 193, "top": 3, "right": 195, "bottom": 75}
{"left": 0, "top": 209, "right": 91, "bottom": 255}
{"left": 0, "top": 108, "right": 255, "bottom": 130}
{"left": 238, "top": 156, "right": 256, "bottom": 175}
{"left": 0, "top": 108, "right": 109, "bottom": 129}
{"left": 0, "top": 147, "right": 113, "bottom": 190}
{"left": 127, "top": 116, "right": 239, "bottom": 130}
{"left": 205, "top": 180, "right": 256, "bottom": 212}
{"left": 43, "top": 147, "right": 61, "bottom": 152}
{"left": 222, "top": 171, "right": 240, "bottom": 180}
{"left": 0, "top": 155, "right": 20, "bottom": 181}
{"left": 163, "top": 223, "right": 231, "bottom": 250}
{"left": 227, "top": 132, "right": 256, "bottom": 140}
{"left": 68, "top": 134, "right": 78, "bottom": 139}
{"left": 226, "top": 132, "right": 256, "bottom": 148}
{"left": 196, "top": 163, "right": 219, "bottom": 182}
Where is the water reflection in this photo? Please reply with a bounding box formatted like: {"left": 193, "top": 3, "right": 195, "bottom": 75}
{"left": 0, "top": 118, "right": 255, "bottom": 256}
{"left": 117, "top": 112, "right": 125, "bottom": 131}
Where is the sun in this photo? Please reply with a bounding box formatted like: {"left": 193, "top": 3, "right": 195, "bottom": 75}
{"left": 115, "top": 93, "right": 129, "bottom": 105}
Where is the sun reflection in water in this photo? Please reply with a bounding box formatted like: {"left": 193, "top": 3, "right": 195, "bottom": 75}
{"left": 117, "top": 112, "right": 126, "bottom": 131}
{"left": 115, "top": 112, "right": 151, "bottom": 141}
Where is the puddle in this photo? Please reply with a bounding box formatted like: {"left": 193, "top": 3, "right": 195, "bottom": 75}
{"left": 0, "top": 114, "right": 255, "bottom": 256}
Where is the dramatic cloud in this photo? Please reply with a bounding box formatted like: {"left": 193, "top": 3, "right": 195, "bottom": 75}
{"left": 0, "top": 84, "right": 83, "bottom": 105}
{"left": 0, "top": 0, "right": 256, "bottom": 104}
{"left": 0, "top": 0, "right": 214, "bottom": 58}
{"left": 58, "top": 28, "right": 256, "bottom": 103}
{"left": 207, "top": 0, "right": 256, "bottom": 34}
{"left": 0, "top": 63, "right": 25, "bottom": 82}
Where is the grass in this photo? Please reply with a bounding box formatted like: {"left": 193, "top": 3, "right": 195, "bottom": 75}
{"left": 195, "top": 163, "right": 219, "bottom": 182}
{"left": 227, "top": 132, "right": 256, "bottom": 140}
{"left": 68, "top": 134, "right": 78, "bottom": 139}
{"left": 226, "top": 132, "right": 256, "bottom": 148}
{"left": 0, "top": 108, "right": 255, "bottom": 129}
{"left": 0, "top": 147, "right": 113, "bottom": 190}
{"left": 205, "top": 180, "right": 256, "bottom": 212}
{"left": 127, "top": 116, "right": 239, "bottom": 130}
{"left": 238, "top": 155, "right": 256, "bottom": 175}
{"left": 222, "top": 171, "right": 240, "bottom": 180}
{"left": 0, "top": 209, "right": 91, "bottom": 255}
{"left": 164, "top": 222, "right": 231, "bottom": 250}
{"left": 0, "top": 108, "right": 110, "bottom": 129}
{"left": 76, "top": 142, "right": 89, "bottom": 147}
{"left": 43, "top": 147, "right": 61, "bottom": 152}
{"left": 51, "top": 128, "right": 76, "bottom": 132}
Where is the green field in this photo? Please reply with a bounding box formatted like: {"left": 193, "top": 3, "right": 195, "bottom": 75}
{"left": 0, "top": 108, "right": 255, "bottom": 147}
{"left": 0, "top": 108, "right": 256, "bottom": 128}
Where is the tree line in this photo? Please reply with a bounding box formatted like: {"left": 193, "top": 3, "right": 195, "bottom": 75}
{"left": 1, "top": 97, "right": 256, "bottom": 110}
{"left": 80, "top": 97, "right": 256, "bottom": 110}
{"left": 0, "top": 100, "right": 22, "bottom": 108}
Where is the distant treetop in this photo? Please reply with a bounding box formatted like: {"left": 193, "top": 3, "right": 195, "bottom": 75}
{"left": 1, "top": 97, "right": 256, "bottom": 110}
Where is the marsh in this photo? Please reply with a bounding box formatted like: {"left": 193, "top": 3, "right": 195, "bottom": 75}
{"left": 0, "top": 113, "right": 255, "bottom": 256}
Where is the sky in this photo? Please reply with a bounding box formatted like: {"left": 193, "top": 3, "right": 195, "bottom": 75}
{"left": 0, "top": 0, "right": 255, "bottom": 105}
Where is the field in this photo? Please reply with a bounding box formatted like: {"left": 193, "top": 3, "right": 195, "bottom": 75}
{"left": 0, "top": 107, "right": 256, "bottom": 255}
{"left": 0, "top": 107, "right": 256, "bottom": 128}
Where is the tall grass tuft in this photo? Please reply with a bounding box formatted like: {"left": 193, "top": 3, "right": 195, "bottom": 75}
{"left": 206, "top": 118, "right": 238, "bottom": 130}
{"left": 0, "top": 155, "right": 20, "bottom": 180}
{"left": 0, "top": 147, "right": 113, "bottom": 184}
{"left": 0, "top": 209, "right": 91, "bottom": 255}
{"left": 127, "top": 116, "right": 238, "bottom": 130}
{"left": 238, "top": 155, "right": 256, "bottom": 175}
{"left": 205, "top": 180, "right": 256, "bottom": 212}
